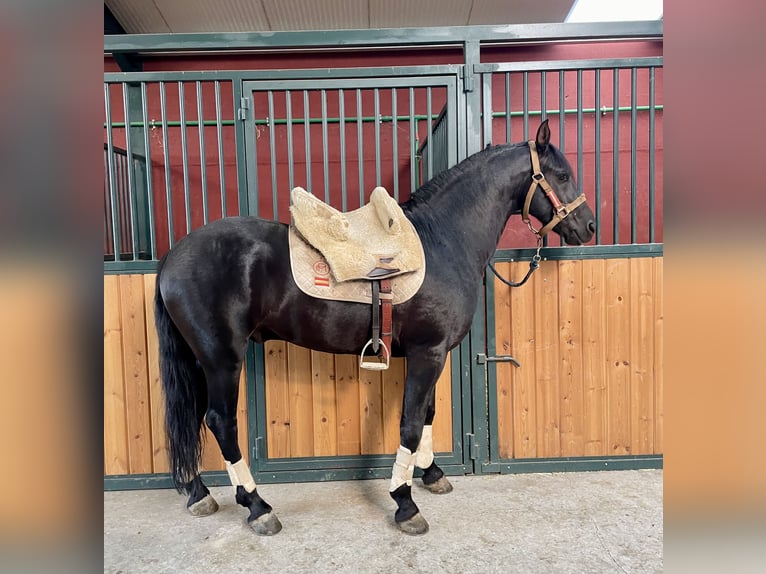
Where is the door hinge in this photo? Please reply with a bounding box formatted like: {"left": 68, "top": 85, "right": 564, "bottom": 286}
{"left": 238, "top": 96, "right": 250, "bottom": 120}
{"left": 252, "top": 436, "right": 262, "bottom": 460}
{"left": 461, "top": 65, "right": 474, "bottom": 92}
{"left": 476, "top": 353, "right": 521, "bottom": 368}
{"left": 466, "top": 433, "right": 478, "bottom": 460}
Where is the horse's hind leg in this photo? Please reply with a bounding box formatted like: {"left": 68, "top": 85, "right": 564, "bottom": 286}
{"left": 415, "top": 386, "right": 453, "bottom": 495}
{"left": 202, "top": 359, "right": 282, "bottom": 536}
{"left": 186, "top": 384, "right": 219, "bottom": 516}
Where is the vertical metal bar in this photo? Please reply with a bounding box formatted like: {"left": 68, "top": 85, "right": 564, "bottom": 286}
{"left": 285, "top": 90, "right": 295, "bottom": 193}
{"left": 630, "top": 67, "right": 638, "bottom": 244}
{"left": 303, "top": 90, "right": 312, "bottom": 191}
{"left": 613, "top": 68, "right": 620, "bottom": 244}
{"left": 121, "top": 83, "right": 139, "bottom": 259}
{"left": 649, "top": 67, "right": 656, "bottom": 243}
{"left": 577, "top": 69, "right": 583, "bottom": 205}
{"left": 409, "top": 87, "right": 416, "bottom": 193}
{"left": 321, "top": 89, "right": 330, "bottom": 202}
{"left": 482, "top": 73, "right": 493, "bottom": 148}
{"left": 178, "top": 82, "right": 192, "bottom": 234}
{"left": 505, "top": 72, "right": 511, "bottom": 143}
{"left": 541, "top": 71, "right": 547, "bottom": 122}
{"left": 267, "top": 90, "right": 278, "bottom": 220}
{"left": 339, "top": 89, "right": 347, "bottom": 210}
{"left": 196, "top": 81, "right": 209, "bottom": 225}
{"left": 558, "top": 70, "right": 566, "bottom": 152}
{"left": 104, "top": 83, "right": 121, "bottom": 261}
{"left": 374, "top": 88, "right": 381, "bottom": 187}
{"left": 594, "top": 69, "right": 602, "bottom": 245}
{"left": 391, "top": 88, "right": 398, "bottom": 201}
{"left": 234, "top": 80, "right": 250, "bottom": 216}
{"left": 357, "top": 89, "right": 364, "bottom": 205}
{"left": 214, "top": 80, "right": 227, "bottom": 218}
{"left": 522, "top": 71, "right": 529, "bottom": 140}
{"left": 140, "top": 82, "right": 156, "bottom": 259}
{"left": 426, "top": 86, "right": 433, "bottom": 179}
{"left": 160, "top": 81, "right": 174, "bottom": 247}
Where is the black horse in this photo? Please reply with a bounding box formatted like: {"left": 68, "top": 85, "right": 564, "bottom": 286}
{"left": 154, "top": 120, "right": 595, "bottom": 536}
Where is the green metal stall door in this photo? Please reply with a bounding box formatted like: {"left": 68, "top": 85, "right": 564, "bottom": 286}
{"left": 239, "top": 71, "right": 475, "bottom": 483}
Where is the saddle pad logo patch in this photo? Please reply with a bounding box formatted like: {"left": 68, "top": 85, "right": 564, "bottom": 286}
{"left": 313, "top": 260, "right": 330, "bottom": 287}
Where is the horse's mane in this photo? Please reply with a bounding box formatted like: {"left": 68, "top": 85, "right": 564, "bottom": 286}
{"left": 401, "top": 142, "right": 523, "bottom": 245}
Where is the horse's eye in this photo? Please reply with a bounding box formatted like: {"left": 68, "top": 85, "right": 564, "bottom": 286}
{"left": 557, "top": 173, "right": 569, "bottom": 182}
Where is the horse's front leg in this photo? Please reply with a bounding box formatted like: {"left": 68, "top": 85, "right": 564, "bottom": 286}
{"left": 415, "top": 385, "right": 453, "bottom": 495}
{"left": 389, "top": 350, "right": 445, "bottom": 535}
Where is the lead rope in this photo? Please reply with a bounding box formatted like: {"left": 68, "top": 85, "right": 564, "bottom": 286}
{"left": 486, "top": 236, "right": 542, "bottom": 288}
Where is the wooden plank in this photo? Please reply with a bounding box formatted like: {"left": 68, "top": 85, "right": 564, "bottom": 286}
{"left": 359, "top": 365, "right": 385, "bottom": 455}
{"left": 492, "top": 262, "right": 515, "bottom": 459}
{"left": 104, "top": 275, "right": 129, "bottom": 475}
{"left": 311, "top": 350, "right": 338, "bottom": 456}
{"left": 433, "top": 354, "right": 453, "bottom": 453}
{"left": 605, "top": 259, "right": 631, "bottom": 454}
{"left": 382, "top": 358, "right": 406, "bottom": 453}
{"left": 581, "top": 259, "right": 608, "bottom": 456}
{"left": 142, "top": 274, "right": 169, "bottom": 473}
{"left": 264, "top": 341, "right": 291, "bottom": 458}
{"left": 335, "top": 353, "right": 361, "bottom": 456}
{"left": 510, "top": 260, "right": 538, "bottom": 458}
{"left": 118, "top": 275, "right": 153, "bottom": 474}
{"left": 558, "top": 259, "right": 584, "bottom": 456}
{"left": 653, "top": 257, "right": 664, "bottom": 453}
{"left": 630, "top": 258, "right": 655, "bottom": 454}
{"left": 287, "top": 344, "right": 314, "bottom": 457}
{"left": 534, "top": 261, "right": 561, "bottom": 457}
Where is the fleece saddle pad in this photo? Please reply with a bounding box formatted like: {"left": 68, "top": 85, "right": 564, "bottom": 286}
{"left": 289, "top": 186, "right": 425, "bottom": 283}
{"left": 288, "top": 227, "right": 426, "bottom": 305}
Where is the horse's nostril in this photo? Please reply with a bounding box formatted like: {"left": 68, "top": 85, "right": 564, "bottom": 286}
{"left": 587, "top": 220, "right": 596, "bottom": 233}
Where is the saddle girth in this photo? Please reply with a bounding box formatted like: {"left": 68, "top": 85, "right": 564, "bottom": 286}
{"left": 371, "top": 278, "right": 393, "bottom": 357}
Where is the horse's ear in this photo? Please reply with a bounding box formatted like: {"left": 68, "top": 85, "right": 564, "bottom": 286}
{"left": 535, "top": 119, "right": 550, "bottom": 153}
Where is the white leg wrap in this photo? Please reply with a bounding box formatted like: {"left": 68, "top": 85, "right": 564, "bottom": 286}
{"left": 415, "top": 425, "right": 434, "bottom": 469}
{"left": 225, "top": 458, "right": 256, "bottom": 493}
{"left": 389, "top": 445, "right": 416, "bottom": 492}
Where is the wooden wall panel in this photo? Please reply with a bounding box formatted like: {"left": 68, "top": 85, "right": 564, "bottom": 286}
{"left": 104, "top": 274, "right": 248, "bottom": 477}
{"left": 492, "top": 257, "right": 663, "bottom": 461}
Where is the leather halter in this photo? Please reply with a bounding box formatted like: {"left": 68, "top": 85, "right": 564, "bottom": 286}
{"left": 521, "top": 140, "right": 587, "bottom": 238}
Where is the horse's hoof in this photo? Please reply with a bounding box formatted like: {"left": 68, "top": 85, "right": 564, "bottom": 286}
{"left": 422, "top": 476, "right": 453, "bottom": 494}
{"left": 187, "top": 494, "right": 219, "bottom": 517}
{"left": 249, "top": 512, "right": 282, "bottom": 536}
{"left": 397, "top": 512, "right": 429, "bottom": 535}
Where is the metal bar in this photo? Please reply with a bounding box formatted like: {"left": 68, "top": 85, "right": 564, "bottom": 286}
{"left": 649, "top": 67, "right": 656, "bottom": 243}
{"left": 426, "top": 87, "right": 433, "bottom": 179}
{"left": 613, "top": 68, "right": 619, "bottom": 244}
{"left": 159, "top": 82, "right": 174, "bottom": 247}
{"left": 235, "top": 82, "right": 250, "bottom": 216}
{"left": 357, "top": 89, "right": 364, "bottom": 206}
{"left": 541, "top": 71, "right": 547, "bottom": 122}
{"left": 523, "top": 71, "right": 529, "bottom": 140}
{"left": 374, "top": 88, "right": 381, "bottom": 187}
{"left": 286, "top": 90, "right": 295, "bottom": 193}
{"left": 505, "top": 72, "right": 511, "bottom": 143}
{"left": 267, "top": 91, "right": 279, "bottom": 220}
{"left": 215, "top": 81, "right": 227, "bottom": 217}
{"left": 321, "top": 89, "right": 330, "bottom": 202}
{"left": 178, "top": 82, "right": 192, "bottom": 234}
{"left": 558, "top": 70, "right": 565, "bottom": 152}
{"left": 492, "top": 242, "right": 663, "bottom": 261}
{"left": 105, "top": 21, "right": 663, "bottom": 53}
{"left": 577, "top": 69, "right": 583, "bottom": 224}
{"left": 630, "top": 67, "right": 638, "bottom": 243}
{"left": 104, "top": 84, "right": 121, "bottom": 261}
{"left": 409, "top": 87, "right": 416, "bottom": 193}
{"left": 391, "top": 88, "right": 398, "bottom": 201}
{"left": 594, "top": 70, "right": 602, "bottom": 245}
{"left": 482, "top": 73, "right": 493, "bottom": 147}
{"left": 140, "top": 82, "right": 156, "bottom": 259}
{"left": 196, "top": 82, "right": 209, "bottom": 225}
{"left": 339, "top": 89, "right": 347, "bottom": 209}
{"left": 121, "top": 83, "right": 139, "bottom": 259}
{"left": 303, "top": 90, "right": 312, "bottom": 191}
{"left": 476, "top": 56, "right": 663, "bottom": 74}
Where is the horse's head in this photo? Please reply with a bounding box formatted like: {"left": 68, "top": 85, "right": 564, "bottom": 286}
{"left": 523, "top": 120, "right": 595, "bottom": 245}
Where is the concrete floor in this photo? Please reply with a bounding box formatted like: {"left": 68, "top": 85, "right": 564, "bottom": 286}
{"left": 104, "top": 469, "right": 662, "bottom": 574}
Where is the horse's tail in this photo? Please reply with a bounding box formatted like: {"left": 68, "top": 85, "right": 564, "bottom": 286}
{"left": 154, "top": 260, "right": 206, "bottom": 493}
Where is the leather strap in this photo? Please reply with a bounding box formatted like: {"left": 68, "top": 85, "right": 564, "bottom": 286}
{"left": 521, "top": 140, "right": 586, "bottom": 238}
{"left": 380, "top": 278, "right": 393, "bottom": 357}
{"left": 371, "top": 280, "right": 380, "bottom": 354}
